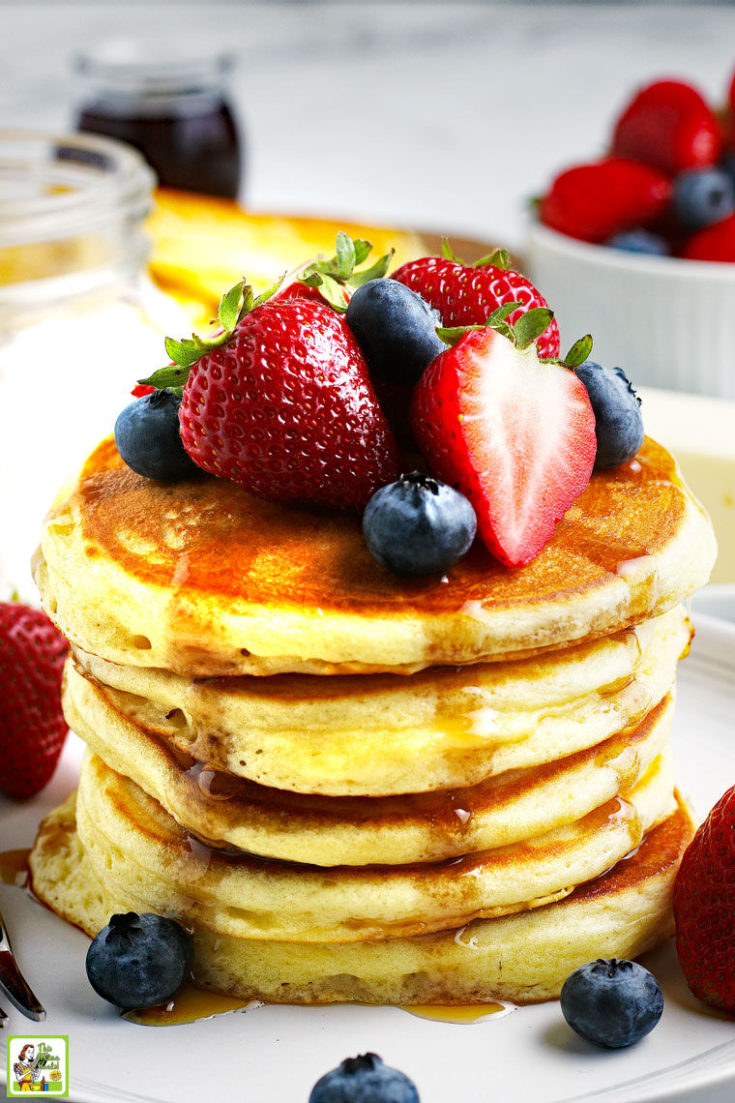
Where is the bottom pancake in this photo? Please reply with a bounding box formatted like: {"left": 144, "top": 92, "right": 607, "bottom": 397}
{"left": 29, "top": 792, "right": 693, "bottom": 1005}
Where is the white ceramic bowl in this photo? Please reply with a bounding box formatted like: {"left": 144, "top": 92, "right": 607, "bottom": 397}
{"left": 525, "top": 221, "right": 735, "bottom": 401}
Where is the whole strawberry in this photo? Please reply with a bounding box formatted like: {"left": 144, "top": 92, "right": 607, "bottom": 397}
{"left": 0, "top": 601, "right": 68, "bottom": 800}
{"left": 612, "top": 79, "right": 722, "bottom": 176}
{"left": 142, "top": 280, "right": 402, "bottom": 511}
{"left": 539, "top": 158, "right": 672, "bottom": 244}
{"left": 674, "top": 785, "right": 735, "bottom": 1011}
{"left": 392, "top": 243, "right": 561, "bottom": 361}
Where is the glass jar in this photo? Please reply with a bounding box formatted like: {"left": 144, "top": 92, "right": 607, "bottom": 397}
{"left": 73, "top": 40, "right": 242, "bottom": 199}
{"left": 0, "top": 130, "right": 188, "bottom": 599}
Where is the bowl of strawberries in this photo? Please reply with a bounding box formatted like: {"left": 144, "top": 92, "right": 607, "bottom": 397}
{"left": 526, "top": 69, "right": 735, "bottom": 401}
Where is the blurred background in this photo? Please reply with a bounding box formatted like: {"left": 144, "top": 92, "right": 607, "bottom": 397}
{"left": 5, "top": 0, "right": 735, "bottom": 248}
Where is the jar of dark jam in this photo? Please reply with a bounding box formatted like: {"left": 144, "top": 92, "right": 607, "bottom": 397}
{"left": 73, "top": 42, "right": 242, "bottom": 199}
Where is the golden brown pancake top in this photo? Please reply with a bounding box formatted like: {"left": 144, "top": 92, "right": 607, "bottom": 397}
{"left": 65, "top": 436, "right": 686, "bottom": 616}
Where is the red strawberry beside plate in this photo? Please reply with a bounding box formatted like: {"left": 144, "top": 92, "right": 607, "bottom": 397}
{"left": 0, "top": 601, "right": 68, "bottom": 800}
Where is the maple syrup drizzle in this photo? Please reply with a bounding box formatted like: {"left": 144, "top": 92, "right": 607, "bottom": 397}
{"left": 123, "top": 980, "right": 259, "bottom": 1026}
{"left": 0, "top": 847, "right": 31, "bottom": 887}
{"left": 402, "top": 1002, "right": 512, "bottom": 1024}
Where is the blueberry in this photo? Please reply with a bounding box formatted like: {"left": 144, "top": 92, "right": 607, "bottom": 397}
{"left": 86, "top": 912, "right": 194, "bottom": 1010}
{"left": 672, "top": 168, "right": 735, "bottom": 230}
{"left": 605, "top": 229, "right": 670, "bottom": 256}
{"left": 363, "top": 472, "right": 476, "bottom": 576}
{"left": 345, "top": 278, "right": 445, "bottom": 385}
{"left": 114, "top": 389, "right": 199, "bottom": 481}
{"left": 560, "top": 958, "right": 664, "bottom": 1048}
{"left": 309, "top": 1053, "right": 420, "bottom": 1103}
{"left": 574, "top": 361, "right": 644, "bottom": 468}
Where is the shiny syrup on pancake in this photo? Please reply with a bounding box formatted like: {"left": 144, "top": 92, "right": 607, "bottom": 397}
{"left": 69, "top": 437, "right": 687, "bottom": 619}
{"left": 136, "top": 698, "right": 665, "bottom": 843}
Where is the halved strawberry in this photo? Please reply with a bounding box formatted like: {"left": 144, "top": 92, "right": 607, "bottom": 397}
{"left": 410, "top": 318, "right": 596, "bottom": 567}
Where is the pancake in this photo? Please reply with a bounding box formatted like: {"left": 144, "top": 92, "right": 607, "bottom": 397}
{"left": 30, "top": 790, "right": 694, "bottom": 1004}
{"left": 65, "top": 666, "right": 675, "bottom": 865}
{"left": 67, "top": 607, "right": 688, "bottom": 795}
{"left": 34, "top": 436, "right": 716, "bottom": 676}
{"left": 71, "top": 750, "right": 675, "bottom": 943}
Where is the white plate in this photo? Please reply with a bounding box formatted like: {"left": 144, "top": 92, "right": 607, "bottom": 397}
{"left": 2, "top": 615, "right": 735, "bottom": 1103}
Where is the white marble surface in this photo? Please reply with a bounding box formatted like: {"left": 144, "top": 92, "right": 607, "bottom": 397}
{"left": 4, "top": 2, "right": 735, "bottom": 249}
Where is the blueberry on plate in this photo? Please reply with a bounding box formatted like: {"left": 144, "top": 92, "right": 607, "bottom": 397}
{"left": 114, "top": 389, "right": 199, "bottom": 481}
{"left": 574, "top": 360, "right": 644, "bottom": 468}
{"left": 363, "top": 472, "right": 477, "bottom": 576}
{"left": 672, "top": 167, "right": 735, "bottom": 230}
{"left": 86, "top": 912, "right": 194, "bottom": 1010}
{"left": 309, "top": 1053, "right": 420, "bottom": 1103}
{"left": 605, "top": 229, "right": 670, "bottom": 256}
{"left": 560, "top": 958, "right": 664, "bottom": 1048}
{"left": 345, "top": 278, "right": 445, "bottom": 386}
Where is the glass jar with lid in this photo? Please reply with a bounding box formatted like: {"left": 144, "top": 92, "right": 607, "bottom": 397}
{"left": 0, "top": 129, "right": 188, "bottom": 599}
{"left": 73, "top": 40, "right": 242, "bottom": 199}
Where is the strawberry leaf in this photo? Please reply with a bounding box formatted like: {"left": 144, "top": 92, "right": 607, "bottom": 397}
{"left": 317, "top": 273, "right": 351, "bottom": 311}
{"left": 164, "top": 337, "right": 203, "bottom": 368}
{"left": 474, "top": 248, "right": 510, "bottom": 270}
{"left": 435, "top": 323, "right": 485, "bottom": 346}
{"left": 254, "top": 273, "right": 287, "bottom": 309}
{"left": 564, "top": 335, "right": 594, "bottom": 368}
{"left": 485, "top": 302, "right": 520, "bottom": 326}
{"left": 512, "top": 307, "right": 554, "bottom": 350}
{"left": 353, "top": 239, "right": 372, "bottom": 265}
{"left": 295, "top": 233, "right": 393, "bottom": 305}
{"left": 335, "top": 231, "right": 356, "bottom": 279}
{"left": 218, "top": 279, "right": 247, "bottom": 332}
{"left": 138, "top": 363, "right": 192, "bottom": 389}
{"left": 441, "top": 237, "right": 464, "bottom": 264}
{"left": 348, "top": 248, "right": 395, "bottom": 287}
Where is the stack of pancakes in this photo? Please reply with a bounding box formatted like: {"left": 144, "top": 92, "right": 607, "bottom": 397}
{"left": 30, "top": 434, "right": 716, "bottom": 1004}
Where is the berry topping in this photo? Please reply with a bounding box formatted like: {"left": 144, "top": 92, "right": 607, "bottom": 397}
{"left": 392, "top": 242, "right": 561, "bottom": 360}
{"left": 672, "top": 168, "right": 735, "bottom": 230}
{"left": 0, "top": 600, "right": 68, "bottom": 800}
{"left": 114, "top": 390, "right": 200, "bottom": 482}
{"left": 86, "top": 912, "right": 193, "bottom": 1011}
{"left": 573, "top": 361, "right": 644, "bottom": 469}
{"left": 605, "top": 229, "right": 670, "bottom": 256}
{"left": 141, "top": 282, "right": 403, "bottom": 511}
{"left": 560, "top": 958, "right": 664, "bottom": 1048}
{"left": 363, "top": 472, "right": 477, "bottom": 576}
{"left": 275, "top": 231, "right": 394, "bottom": 312}
{"left": 345, "top": 278, "right": 445, "bottom": 386}
{"left": 674, "top": 784, "right": 735, "bottom": 1011}
{"left": 410, "top": 313, "right": 596, "bottom": 568}
{"left": 539, "top": 158, "right": 672, "bottom": 244}
{"left": 682, "top": 211, "right": 735, "bottom": 262}
{"left": 611, "top": 79, "right": 722, "bottom": 176}
{"left": 309, "top": 1053, "right": 420, "bottom": 1103}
